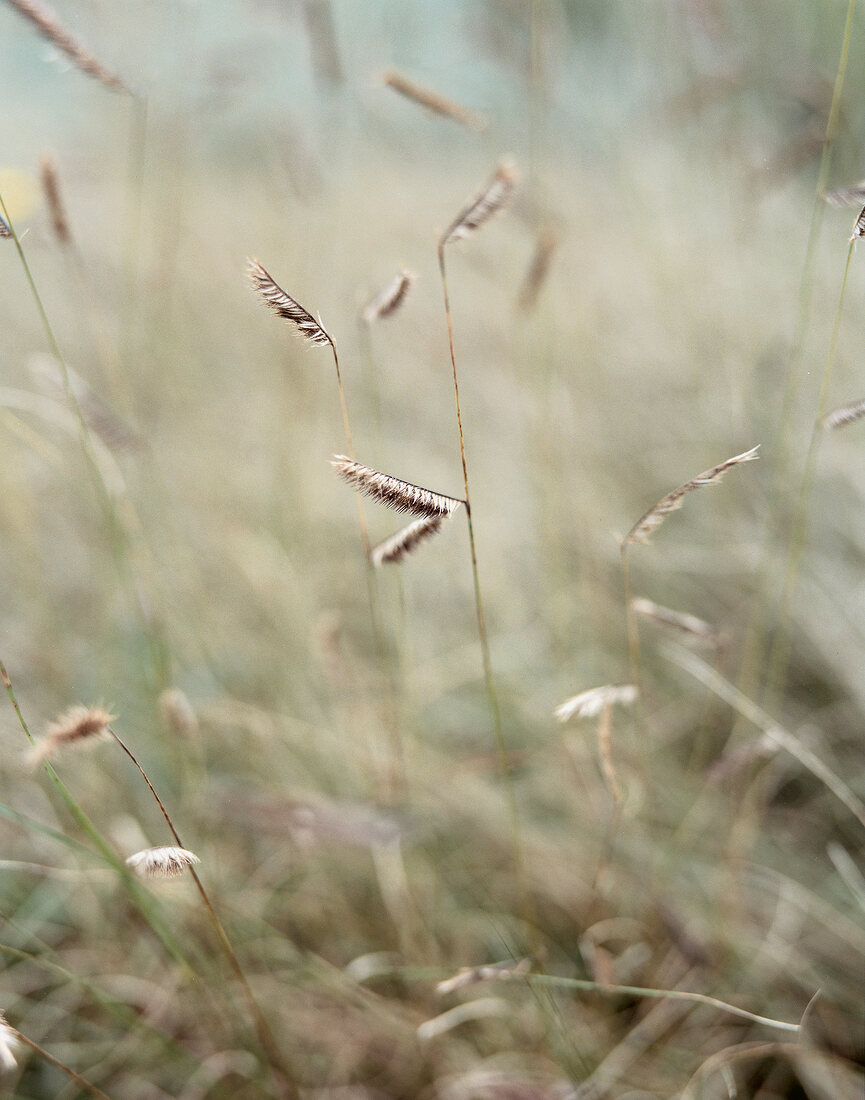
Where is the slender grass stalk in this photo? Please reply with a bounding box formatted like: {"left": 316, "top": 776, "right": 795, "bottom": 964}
{"left": 621, "top": 543, "right": 642, "bottom": 698}
{"left": 107, "top": 728, "right": 300, "bottom": 1097}
{"left": 762, "top": 241, "right": 855, "bottom": 705}
{"left": 735, "top": 0, "right": 856, "bottom": 701}
{"left": 436, "top": 241, "right": 527, "bottom": 922}
{"left": 8, "top": 1025, "right": 112, "bottom": 1100}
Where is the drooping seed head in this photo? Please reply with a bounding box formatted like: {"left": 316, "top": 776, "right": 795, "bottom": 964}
{"left": 822, "top": 396, "right": 865, "bottom": 431}
{"left": 554, "top": 684, "right": 638, "bottom": 724}
{"left": 332, "top": 456, "right": 464, "bottom": 519}
{"left": 0, "top": 216, "right": 11, "bottom": 239}
{"left": 370, "top": 515, "right": 448, "bottom": 566}
{"left": 125, "top": 846, "right": 200, "bottom": 880}
{"left": 246, "top": 258, "right": 332, "bottom": 347}
{"left": 0, "top": 1014, "right": 18, "bottom": 1073}
{"left": 360, "top": 267, "right": 415, "bottom": 325}
{"left": 441, "top": 160, "right": 519, "bottom": 248}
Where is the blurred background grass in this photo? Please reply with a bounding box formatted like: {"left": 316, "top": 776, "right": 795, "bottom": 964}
{"left": 1, "top": 1, "right": 864, "bottom": 1096}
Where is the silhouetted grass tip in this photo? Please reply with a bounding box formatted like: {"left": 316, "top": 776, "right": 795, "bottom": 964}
{"left": 361, "top": 267, "right": 415, "bottom": 324}
{"left": 126, "top": 846, "right": 201, "bottom": 880}
{"left": 28, "top": 705, "right": 115, "bottom": 765}
{"left": 246, "top": 258, "right": 331, "bottom": 347}
{"left": 625, "top": 445, "right": 759, "bottom": 546}
{"left": 332, "top": 456, "right": 463, "bottom": 518}
{"left": 555, "top": 684, "right": 638, "bottom": 723}
{"left": 441, "top": 160, "right": 519, "bottom": 247}
{"left": 821, "top": 397, "right": 865, "bottom": 430}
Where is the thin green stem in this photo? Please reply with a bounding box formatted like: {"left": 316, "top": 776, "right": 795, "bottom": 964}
{"left": 763, "top": 240, "right": 855, "bottom": 704}
{"left": 11, "top": 1028, "right": 113, "bottom": 1100}
{"left": 735, "top": 0, "right": 856, "bottom": 701}
{"left": 437, "top": 244, "right": 527, "bottom": 922}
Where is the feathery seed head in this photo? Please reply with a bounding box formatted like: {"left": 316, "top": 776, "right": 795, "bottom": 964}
{"left": 332, "top": 456, "right": 464, "bottom": 519}
{"left": 851, "top": 205, "right": 865, "bottom": 241}
{"left": 28, "top": 705, "right": 115, "bottom": 765}
{"left": 821, "top": 397, "right": 865, "bottom": 430}
{"left": 246, "top": 258, "right": 332, "bottom": 347}
{"left": 370, "top": 515, "right": 447, "bottom": 566}
{"left": 126, "top": 846, "right": 200, "bottom": 880}
{"left": 625, "top": 445, "right": 759, "bottom": 546}
{"left": 554, "top": 684, "right": 638, "bottom": 724}
{"left": 441, "top": 160, "right": 519, "bottom": 248}
{"left": 158, "top": 688, "right": 199, "bottom": 736}
{"left": 0, "top": 216, "right": 11, "bottom": 239}
{"left": 361, "top": 267, "right": 415, "bottom": 325}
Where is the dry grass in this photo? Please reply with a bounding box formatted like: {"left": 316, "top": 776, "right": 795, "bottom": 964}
{"left": 0, "top": 2, "right": 863, "bottom": 1098}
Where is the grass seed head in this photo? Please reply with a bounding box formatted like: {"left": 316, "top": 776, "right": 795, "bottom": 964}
{"left": 361, "top": 267, "right": 415, "bottom": 325}
{"left": 370, "top": 515, "right": 447, "bottom": 566}
{"left": 246, "top": 258, "right": 332, "bottom": 347}
{"left": 821, "top": 397, "right": 865, "bottom": 430}
{"left": 441, "top": 160, "right": 519, "bottom": 248}
{"left": 0, "top": 216, "right": 11, "bottom": 239}
{"left": 0, "top": 1014, "right": 18, "bottom": 1073}
{"left": 332, "top": 456, "right": 463, "bottom": 519}
{"left": 28, "top": 705, "right": 115, "bottom": 765}
{"left": 554, "top": 684, "right": 638, "bottom": 723}
{"left": 126, "top": 846, "right": 200, "bottom": 880}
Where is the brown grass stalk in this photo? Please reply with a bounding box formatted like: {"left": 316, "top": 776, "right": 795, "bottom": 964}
{"left": 5, "top": 0, "right": 131, "bottom": 93}
{"left": 382, "top": 70, "right": 487, "bottom": 131}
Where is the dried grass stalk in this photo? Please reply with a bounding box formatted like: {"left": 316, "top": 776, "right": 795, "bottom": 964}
{"left": 0, "top": 216, "right": 11, "bottom": 239}
{"left": 0, "top": 1014, "right": 18, "bottom": 1073}
{"left": 441, "top": 160, "right": 518, "bottom": 247}
{"left": 823, "top": 181, "right": 865, "bottom": 207}
{"left": 29, "top": 354, "right": 138, "bottom": 452}
{"left": 821, "top": 396, "right": 865, "bottom": 430}
{"left": 597, "top": 700, "right": 621, "bottom": 804}
{"left": 5, "top": 0, "right": 130, "bottom": 93}
{"left": 40, "top": 155, "right": 70, "bottom": 246}
{"left": 554, "top": 684, "right": 638, "bottom": 724}
{"left": 370, "top": 515, "right": 447, "bottom": 566}
{"left": 125, "top": 846, "right": 200, "bottom": 880}
{"left": 436, "top": 957, "right": 532, "bottom": 995}
{"left": 383, "top": 69, "right": 487, "bottom": 131}
{"left": 851, "top": 204, "right": 865, "bottom": 241}
{"left": 625, "top": 445, "right": 760, "bottom": 546}
{"left": 518, "top": 226, "right": 557, "bottom": 311}
{"left": 631, "top": 597, "right": 722, "bottom": 645}
{"left": 246, "top": 258, "right": 331, "bottom": 347}
{"left": 27, "top": 705, "right": 114, "bottom": 765}
{"left": 361, "top": 267, "right": 415, "bottom": 325}
{"left": 332, "top": 456, "right": 464, "bottom": 519}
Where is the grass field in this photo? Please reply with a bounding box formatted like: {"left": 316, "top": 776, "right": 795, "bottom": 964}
{"left": 1, "top": 1, "right": 864, "bottom": 1096}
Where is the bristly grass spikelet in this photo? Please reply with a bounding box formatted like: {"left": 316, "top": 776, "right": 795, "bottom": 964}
{"left": 5, "top": 0, "right": 131, "bottom": 93}
{"left": 382, "top": 70, "right": 488, "bottom": 131}
{"left": 126, "top": 846, "right": 201, "bottom": 880}
{"left": 0, "top": 1014, "right": 18, "bottom": 1073}
{"left": 332, "top": 456, "right": 463, "bottom": 519}
{"left": 246, "top": 258, "right": 331, "bottom": 347}
{"left": 625, "top": 445, "right": 760, "bottom": 546}
{"left": 554, "top": 684, "right": 638, "bottom": 724}
{"left": 361, "top": 267, "right": 415, "bottom": 325}
{"left": 847, "top": 206, "right": 865, "bottom": 243}
{"left": 27, "top": 705, "right": 115, "bottom": 765}
{"left": 370, "top": 515, "right": 448, "bottom": 566}
{"left": 0, "top": 215, "right": 11, "bottom": 239}
{"left": 440, "top": 160, "right": 519, "bottom": 247}
{"left": 821, "top": 396, "right": 865, "bottom": 430}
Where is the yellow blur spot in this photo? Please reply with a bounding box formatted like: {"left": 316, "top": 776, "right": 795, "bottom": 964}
{"left": 0, "top": 167, "right": 40, "bottom": 223}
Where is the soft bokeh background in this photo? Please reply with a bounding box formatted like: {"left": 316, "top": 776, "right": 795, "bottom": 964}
{"left": 1, "top": 2, "right": 864, "bottom": 1097}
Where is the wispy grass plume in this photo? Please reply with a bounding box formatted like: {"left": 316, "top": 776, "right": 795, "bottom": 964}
{"left": 5, "top": 0, "right": 131, "bottom": 93}
{"left": 126, "top": 846, "right": 201, "bottom": 880}
{"left": 822, "top": 180, "right": 865, "bottom": 206}
{"left": 849, "top": 204, "right": 865, "bottom": 241}
{"left": 247, "top": 258, "right": 332, "bottom": 347}
{"left": 554, "top": 684, "right": 638, "bottom": 724}
{"left": 332, "top": 456, "right": 463, "bottom": 519}
{"left": 0, "top": 216, "right": 11, "bottom": 239}
{"left": 624, "top": 446, "right": 760, "bottom": 546}
{"left": 27, "top": 705, "right": 114, "bottom": 765}
{"left": 383, "top": 70, "right": 487, "bottom": 131}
